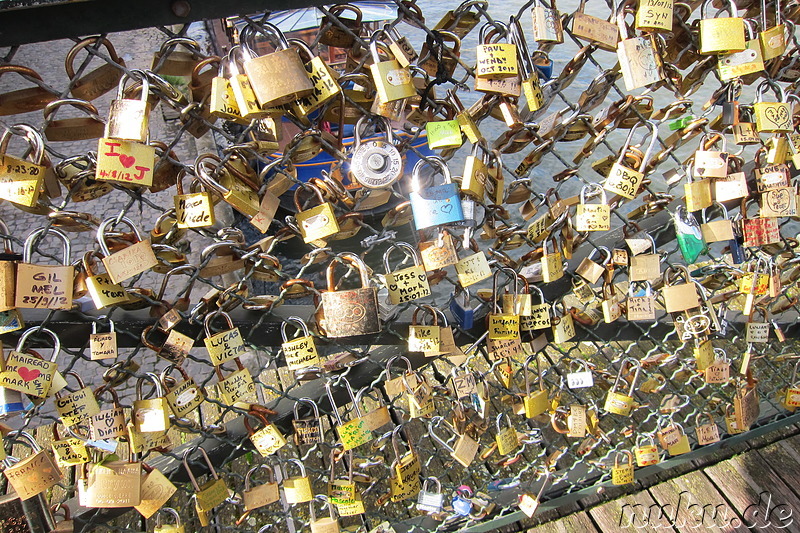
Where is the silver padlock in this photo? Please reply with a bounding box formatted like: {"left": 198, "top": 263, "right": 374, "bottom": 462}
{"left": 349, "top": 116, "right": 404, "bottom": 189}
{"left": 416, "top": 477, "right": 444, "bottom": 513}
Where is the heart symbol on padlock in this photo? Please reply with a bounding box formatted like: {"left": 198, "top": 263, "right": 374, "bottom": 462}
{"left": 118, "top": 154, "right": 136, "bottom": 168}
{"left": 696, "top": 167, "right": 706, "bottom": 176}
{"left": 765, "top": 106, "right": 789, "bottom": 128}
{"left": 17, "top": 367, "right": 41, "bottom": 382}
{"left": 441, "top": 203, "right": 453, "bottom": 214}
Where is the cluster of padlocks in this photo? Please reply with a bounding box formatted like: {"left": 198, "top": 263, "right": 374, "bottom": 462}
{"left": 0, "top": 0, "right": 799, "bottom": 531}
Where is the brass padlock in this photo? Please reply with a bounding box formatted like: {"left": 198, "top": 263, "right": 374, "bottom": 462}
{"left": 133, "top": 373, "right": 170, "bottom": 434}
{"left": 699, "top": 0, "right": 746, "bottom": 55}
{"left": 0, "top": 65, "right": 57, "bottom": 116}
{"left": 241, "top": 23, "right": 314, "bottom": 108}
{"left": 242, "top": 464, "right": 280, "bottom": 512}
{"left": 571, "top": 0, "right": 619, "bottom": 52}
{"left": 320, "top": 253, "right": 380, "bottom": 337}
{"left": 15, "top": 227, "right": 74, "bottom": 310}
{"left": 616, "top": 2, "right": 664, "bottom": 91}
{"left": 183, "top": 447, "right": 230, "bottom": 524}
{"left": 532, "top": 0, "right": 564, "bottom": 43}
{"left": 65, "top": 37, "right": 125, "bottom": 101}
{"left": 0, "top": 125, "right": 48, "bottom": 209}
{"left": 105, "top": 71, "right": 151, "bottom": 142}
{"left": 475, "top": 22, "right": 518, "bottom": 80}
{"left": 152, "top": 37, "right": 203, "bottom": 77}
{"left": 97, "top": 216, "right": 158, "bottom": 285}
{"left": 753, "top": 80, "right": 793, "bottom": 133}
{"left": 604, "top": 358, "right": 641, "bottom": 416}
{"left": 319, "top": 4, "right": 363, "bottom": 48}
{"left": 3, "top": 431, "right": 63, "bottom": 502}
{"left": 368, "top": 32, "right": 416, "bottom": 103}
{"left": 83, "top": 448, "right": 142, "bottom": 508}
{"left": 611, "top": 450, "right": 634, "bottom": 485}
{"left": 43, "top": 99, "right": 105, "bottom": 142}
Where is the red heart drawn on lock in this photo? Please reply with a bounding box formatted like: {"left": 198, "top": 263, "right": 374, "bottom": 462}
{"left": 119, "top": 154, "right": 136, "bottom": 168}
{"left": 18, "top": 367, "right": 41, "bottom": 382}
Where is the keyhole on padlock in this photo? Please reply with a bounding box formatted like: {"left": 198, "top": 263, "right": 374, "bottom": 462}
{"left": 367, "top": 153, "right": 388, "bottom": 172}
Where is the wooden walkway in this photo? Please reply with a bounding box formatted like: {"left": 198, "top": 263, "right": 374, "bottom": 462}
{"left": 528, "top": 425, "right": 800, "bottom": 532}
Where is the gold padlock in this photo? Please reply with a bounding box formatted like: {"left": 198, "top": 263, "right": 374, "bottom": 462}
{"left": 698, "top": 0, "right": 746, "bottom": 55}
{"left": 105, "top": 71, "right": 151, "bottom": 142}
{"left": 604, "top": 358, "right": 641, "bottom": 416}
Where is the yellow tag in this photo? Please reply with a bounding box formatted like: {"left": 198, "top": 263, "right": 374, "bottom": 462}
{"left": 338, "top": 417, "right": 372, "bottom": 450}
{"left": 488, "top": 313, "right": 520, "bottom": 339}
{"left": 386, "top": 265, "right": 431, "bottom": 304}
{"left": 0, "top": 155, "right": 44, "bottom": 207}
{"left": 0, "top": 350, "right": 57, "bottom": 398}
{"left": 217, "top": 368, "right": 257, "bottom": 405}
{"left": 739, "top": 272, "right": 769, "bottom": 295}
{"left": 55, "top": 386, "right": 100, "bottom": 426}
{"left": 52, "top": 438, "right": 90, "bottom": 466}
{"left": 282, "top": 335, "right": 320, "bottom": 370}
{"left": 408, "top": 325, "right": 440, "bottom": 352}
{"left": 175, "top": 192, "right": 214, "bottom": 228}
{"left": 205, "top": 327, "right": 246, "bottom": 366}
{"left": 96, "top": 138, "right": 156, "bottom": 187}
{"left": 604, "top": 163, "right": 643, "bottom": 199}
{"left": 612, "top": 464, "right": 634, "bottom": 485}
{"left": 635, "top": 0, "right": 673, "bottom": 31}
{"left": 455, "top": 251, "right": 492, "bottom": 287}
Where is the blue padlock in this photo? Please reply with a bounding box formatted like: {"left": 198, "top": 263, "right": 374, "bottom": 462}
{"left": 450, "top": 285, "right": 475, "bottom": 330}
{"left": 409, "top": 157, "right": 464, "bottom": 230}
{"left": 452, "top": 486, "right": 473, "bottom": 516}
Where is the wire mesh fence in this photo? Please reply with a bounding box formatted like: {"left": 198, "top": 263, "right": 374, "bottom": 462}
{"left": 0, "top": 0, "right": 798, "bottom": 532}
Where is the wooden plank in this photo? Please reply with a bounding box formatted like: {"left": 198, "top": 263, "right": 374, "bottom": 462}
{"left": 526, "top": 512, "right": 600, "bottom": 533}
{"left": 646, "top": 471, "right": 748, "bottom": 532}
{"left": 588, "top": 490, "right": 677, "bottom": 532}
{"left": 757, "top": 434, "right": 800, "bottom": 501}
{"left": 703, "top": 451, "right": 798, "bottom": 532}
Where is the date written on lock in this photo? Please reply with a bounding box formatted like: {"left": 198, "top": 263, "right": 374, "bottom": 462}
{"left": 96, "top": 139, "right": 155, "bottom": 187}
{"left": 16, "top": 266, "right": 72, "bottom": 309}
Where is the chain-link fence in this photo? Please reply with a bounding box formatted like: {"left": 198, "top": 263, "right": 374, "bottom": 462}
{"left": 0, "top": 0, "right": 799, "bottom": 532}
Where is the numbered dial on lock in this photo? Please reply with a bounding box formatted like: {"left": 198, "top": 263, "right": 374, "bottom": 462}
{"left": 350, "top": 140, "right": 403, "bottom": 189}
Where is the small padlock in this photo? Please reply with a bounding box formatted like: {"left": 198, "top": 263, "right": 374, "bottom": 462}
{"left": 575, "top": 183, "right": 610, "bottom": 232}
{"left": 753, "top": 80, "right": 793, "bottom": 133}
{"left": 319, "top": 253, "right": 380, "bottom": 338}
{"left": 15, "top": 227, "right": 74, "bottom": 310}
{"left": 65, "top": 37, "right": 126, "bottom": 101}
{"left": 183, "top": 447, "right": 230, "bottom": 524}
{"left": 133, "top": 373, "right": 170, "bottom": 434}
{"left": 616, "top": 3, "right": 664, "bottom": 91}
{"left": 475, "top": 22, "right": 518, "bottom": 79}
{"left": 604, "top": 358, "right": 641, "bottom": 416}
{"left": 634, "top": 435, "right": 660, "bottom": 466}
{"left": 310, "top": 495, "right": 341, "bottom": 533}
{"left": 604, "top": 121, "right": 658, "bottom": 199}
{"left": 349, "top": 116, "right": 404, "bottom": 189}
{"left": 97, "top": 216, "right": 158, "bottom": 285}
{"left": 243, "top": 464, "right": 280, "bottom": 511}
{"left": 368, "top": 31, "right": 416, "bottom": 103}
{"left": 105, "top": 71, "right": 151, "bottom": 142}
{"left": 611, "top": 450, "right": 635, "bottom": 485}
{"left": 532, "top": 0, "right": 564, "bottom": 43}
{"left": 409, "top": 156, "right": 464, "bottom": 230}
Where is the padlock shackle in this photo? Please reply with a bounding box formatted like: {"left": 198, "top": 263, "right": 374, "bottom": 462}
{"left": 244, "top": 463, "right": 275, "bottom": 491}
{"left": 204, "top": 309, "right": 235, "bottom": 337}
{"left": 281, "top": 316, "right": 310, "bottom": 343}
{"left": 136, "top": 371, "right": 165, "bottom": 400}
{"left": 611, "top": 357, "right": 641, "bottom": 396}
{"left": 324, "top": 376, "right": 361, "bottom": 425}
{"left": 182, "top": 446, "right": 219, "bottom": 491}
{"left": 391, "top": 423, "right": 414, "bottom": 462}
{"left": 701, "top": 0, "right": 738, "bottom": 19}
{"left": 524, "top": 353, "right": 545, "bottom": 394}
{"left": 383, "top": 241, "right": 421, "bottom": 273}
{"left": 411, "top": 155, "right": 452, "bottom": 191}
{"left": 427, "top": 415, "right": 456, "bottom": 452}
{"left": 154, "top": 507, "right": 182, "bottom": 529}
{"left": 96, "top": 215, "right": 144, "bottom": 257}
{"left": 16, "top": 326, "right": 61, "bottom": 361}
{"left": 411, "top": 304, "right": 439, "bottom": 327}
{"left": 65, "top": 36, "right": 123, "bottom": 79}
{"left": 42, "top": 98, "right": 103, "bottom": 123}
{"left": 293, "top": 396, "right": 321, "bottom": 420}
{"left": 0, "top": 123, "right": 46, "bottom": 166}
{"left": 385, "top": 355, "right": 413, "bottom": 380}
{"left": 325, "top": 252, "right": 371, "bottom": 291}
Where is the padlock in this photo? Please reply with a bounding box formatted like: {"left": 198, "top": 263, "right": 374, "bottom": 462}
{"left": 571, "top": 0, "right": 619, "bottom": 51}
{"left": 410, "top": 156, "right": 464, "bottom": 230}
{"left": 174, "top": 171, "right": 214, "bottom": 229}
{"left": 50, "top": 503, "right": 74, "bottom": 533}
{"left": 133, "top": 373, "right": 170, "bottom": 433}
{"left": 531, "top": 0, "right": 564, "bottom": 43}
{"left": 310, "top": 495, "right": 341, "bottom": 533}
{"left": 195, "top": 154, "right": 260, "bottom": 218}
{"left": 96, "top": 216, "right": 158, "bottom": 285}
{"left": 244, "top": 409, "right": 287, "bottom": 457}
{"left": 523, "top": 354, "right": 550, "bottom": 418}
{"left": 759, "top": 0, "right": 786, "bottom": 60}
{"left": 105, "top": 71, "right": 151, "bottom": 142}
{"left": 319, "top": 4, "right": 363, "bottom": 47}
{"left": 282, "top": 317, "right": 320, "bottom": 374}
{"left": 0, "top": 65, "right": 57, "bottom": 116}
{"left": 54, "top": 371, "right": 99, "bottom": 428}
{"left": 15, "top": 227, "right": 73, "bottom": 310}
{"left": 289, "top": 399, "right": 324, "bottom": 448}
{"left": 220, "top": 46, "right": 266, "bottom": 121}
{"left": 495, "top": 412, "right": 519, "bottom": 455}
{"left": 383, "top": 242, "right": 431, "bottom": 305}
{"left": 90, "top": 385, "right": 126, "bottom": 443}
{"left": 417, "top": 477, "right": 445, "bottom": 513}
{"left": 673, "top": 205, "right": 707, "bottom": 263}
{"left": 0, "top": 219, "right": 19, "bottom": 312}
{"left": 183, "top": 447, "right": 230, "bottom": 525}
{"left": 604, "top": 358, "right": 641, "bottom": 416}
{"left": 154, "top": 508, "right": 184, "bottom": 533}
{"left": 328, "top": 447, "right": 359, "bottom": 509}
{"left": 241, "top": 23, "right": 314, "bottom": 108}
{"left": 551, "top": 302, "right": 575, "bottom": 343}
{"left": 575, "top": 183, "right": 610, "bottom": 232}
{"left": 284, "top": 458, "right": 314, "bottom": 504}
{"left": 419, "top": 30, "right": 462, "bottom": 79}
{"left": 741, "top": 196, "right": 781, "bottom": 247}
{"left": 700, "top": 202, "right": 736, "bottom": 247}
{"left": 684, "top": 163, "right": 713, "bottom": 213}
{"left": 292, "top": 183, "right": 340, "bottom": 243}
{"left": 319, "top": 253, "right": 380, "bottom": 338}
{"left": 475, "top": 22, "right": 518, "bottom": 80}
{"left": 634, "top": 435, "right": 660, "bottom": 466}
{"left": 383, "top": 23, "right": 418, "bottom": 68}
{"left": 695, "top": 412, "right": 721, "bottom": 445}
{"left": 203, "top": 310, "right": 245, "bottom": 366}
{"left": 82, "top": 447, "right": 142, "bottom": 508}
{"left": 753, "top": 80, "right": 793, "bottom": 133}
{"left": 428, "top": 416, "right": 479, "bottom": 467}
{"left": 616, "top": 2, "right": 664, "bottom": 91}
{"left": 65, "top": 37, "right": 125, "bottom": 101}
{"left": 576, "top": 247, "right": 611, "bottom": 285}
{"left": 611, "top": 450, "right": 634, "bottom": 485}
{"left": 604, "top": 121, "right": 658, "bottom": 200}
{"left": 368, "top": 32, "right": 416, "bottom": 103}
{"left": 540, "top": 235, "right": 563, "bottom": 283}
{"left": 699, "top": 0, "right": 746, "bottom": 55}
{"left": 627, "top": 281, "right": 656, "bottom": 321}
{"left": 461, "top": 139, "right": 490, "bottom": 200}
{"left": 215, "top": 357, "right": 258, "bottom": 405}
{"left": 661, "top": 265, "right": 701, "bottom": 313}
{"left": 160, "top": 365, "right": 205, "bottom": 419}
{"left": 151, "top": 37, "right": 203, "bottom": 77}
{"left": 349, "top": 116, "right": 404, "bottom": 189}
{"left": 635, "top": 0, "right": 673, "bottom": 32}
{"left": 0, "top": 125, "right": 48, "bottom": 209}
{"left": 452, "top": 486, "right": 474, "bottom": 516}
{"left": 2, "top": 431, "right": 62, "bottom": 521}
{"left": 283, "top": 38, "right": 341, "bottom": 118}
{"left": 43, "top": 99, "right": 105, "bottom": 142}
